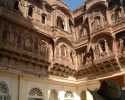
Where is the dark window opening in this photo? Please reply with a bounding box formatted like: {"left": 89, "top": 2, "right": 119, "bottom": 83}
{"left": 14, "top": 1, "right": 19, "bottom": 10}
{"left": 57, "top": 17, "right": 64, "bottom": 29}
{"left": 74, "top": 16, "right": 83, "bottom": 26}
{"left": 100, "top": 40, "right": 106, "bottom": 52}
{"left": 69, "top": 19, "right": 73, "bottom": 33}
{"left": 28, "top": 5, "right": 33, "bottom": 17}
{"left": 41, "top": 14, "right": 46, "bottom": 24}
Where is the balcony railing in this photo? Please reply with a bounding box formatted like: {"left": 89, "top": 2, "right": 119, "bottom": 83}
{"left": 94, "top": 52, "right": 115, "bottom": 64}
{"left": 52, "top": 26, "right": 73, "bottom": 38}
{"left": 53, "top": 56, "right": 74, "bottom": 69}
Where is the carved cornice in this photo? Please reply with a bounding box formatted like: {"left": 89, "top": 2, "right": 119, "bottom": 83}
{"left": 49, "top": 63, "right": 76, "bottom": 78}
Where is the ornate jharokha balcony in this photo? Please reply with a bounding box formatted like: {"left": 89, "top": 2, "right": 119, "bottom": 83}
{"left": 112, "top": 17, "right": 125, "bottom": 32}
{"left": 76, "top": 52, "right": 121, "bottom": 79}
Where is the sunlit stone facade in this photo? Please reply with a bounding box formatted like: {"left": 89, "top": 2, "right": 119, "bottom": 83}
{"left": 0, "top": 0, "right": 125, "bottom": 100}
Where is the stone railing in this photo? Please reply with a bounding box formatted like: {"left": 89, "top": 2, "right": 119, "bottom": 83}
{"left": 93, "top": 51, "right": 114, "bottom": 64}
{"left": 53, "top": 56, "right": 74, "bottom": 69}
{"left": 52, "top": 26, "right": 73, "bottom": 40}
{"left": 76, "top": 51, "right": 120, "bottom": 79}
{"left": 112, "top": 17, "right": 125, "bottom": 32}
{"left": 50, "top": 55, "right": 76, "bottom": 77}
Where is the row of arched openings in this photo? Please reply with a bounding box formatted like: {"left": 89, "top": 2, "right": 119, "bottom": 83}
{"left": 28, "top": 88, "right": 43, "bottom": 100}
{"left": 28, "top": 89, "right": 74, "bottom": 100}
{"left": 0, "top": 82, "right": 76, "bottom": 100}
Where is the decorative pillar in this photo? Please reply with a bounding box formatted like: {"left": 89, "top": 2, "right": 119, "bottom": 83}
{"left": 106, "top": 9, "right": 112, "bottom": 25}
{"left": 104, "top": 40, "right": 110, "bottom": 56}
{"left": 113, "top": 37, "right": 122, "bottom": 70}
{"left": 88, "top": 14, "right": 92, "bottom": 34}
{"left": 98, "top": 43, "right": 103, "bottom": 56}
{"left": 119, "top": 39, "right": 122, "bottom": 52}
{"left": 100, "top": 15, "right": 104, "bottom": 27}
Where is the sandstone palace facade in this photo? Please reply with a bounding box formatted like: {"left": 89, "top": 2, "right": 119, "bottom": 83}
{"left": 0, "top": 0, "right": 125, "bottom": 100}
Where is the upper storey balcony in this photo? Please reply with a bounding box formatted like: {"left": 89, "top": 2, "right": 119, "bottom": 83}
{"left": 50, "top": 43, "right": 76, "bottom": 78}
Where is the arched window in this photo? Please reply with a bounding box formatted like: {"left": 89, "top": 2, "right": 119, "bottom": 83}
{"left": 57, "top": 16, "right": 64, "bottom": 30}
{"left": 28, "top": 5, "right": 33, "bottom": 17}
{"left": 99, "top": 40, "right": 106, "bottom": 52}
{"left": 96, "top": 39, "right": 109, "bottom": 57}
{"left": 0, "top": 81, "right": 10, "bottom": 100}
{"left": 95, "top": 17, "right": 100, "bottom": 26}
{"left": 69, "top": 19, "right": 73, "bottom": 33}
{"left": 80, "top": 27, "right": 87, "bottom": 37}
{"left": 116, "top": 32, "right": 125, "bottom": 52}
{"left": 111, "top": 12, "right": 119, "bottom": 23}
{"left": 49, "top": 90, "right": 58, "bottom": 100}
{"left": 92, "top": 16, "right": 101, "bottom": 31}
{"left": 64, "top": 91, "right": 74, "bottom": 100}
{"left": 41, "top": 14, "right": 47, "bottom": 24}
{"left": 60, "top": 44, "right": 67, "bottom": 57}
{"left": 39, "top": 41, "right": 49, "bottom": 60}
{"left": 14, "top": 1, "right": 19, "bottom": 10}
{"left": 28, "top": 88, "right": 43, "bottom": 100}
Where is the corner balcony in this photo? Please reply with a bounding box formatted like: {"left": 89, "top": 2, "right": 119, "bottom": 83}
{"left": 112, "top": 16, "right": 125, "bottom": 32}
{"left": 76, "top": 52, "right": 121, "bottom": 79}
{"left": 91, "top": 22, "right": 112, "bottom": 38}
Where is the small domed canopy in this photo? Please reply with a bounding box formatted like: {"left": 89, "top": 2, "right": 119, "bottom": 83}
{"left": 86, "top": 0, "right": 107, "bottom": 12}
{"left": 50, "top": 0, "right": 71, "bottom": 16}
{"left": 55, "top": 37, "right": 73, "bottom": 47}
{"left": 56, "top": 6, "right": 72, "bottom": 17}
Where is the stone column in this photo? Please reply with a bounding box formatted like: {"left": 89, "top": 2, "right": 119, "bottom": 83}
{"left": 104, "top": 40, "right": 110, "bottom": 55}
{"left": 106, "top": 9, "right": 112, "bottom": 25}
{"left": 98, "top": 43, "right": 103, "bottom": 55}
{"left": 88, "top": 14, "right": 92, "bottom": 34}
{"left": 113, "top": 37, "right": 122, "bottom": 70}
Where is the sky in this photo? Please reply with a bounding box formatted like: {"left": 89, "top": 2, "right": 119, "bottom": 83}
{"left": 64, "top": 0, "right": 84, "bottom": 11}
